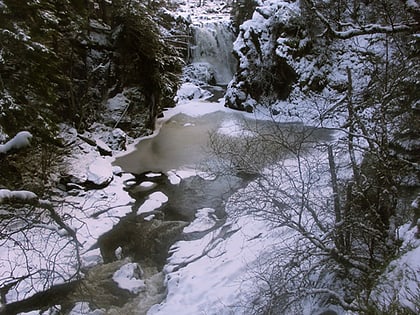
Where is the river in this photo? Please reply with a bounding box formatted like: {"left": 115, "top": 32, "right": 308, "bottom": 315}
{"left": 106, "top": 95, "right": 333, "bottom": 314}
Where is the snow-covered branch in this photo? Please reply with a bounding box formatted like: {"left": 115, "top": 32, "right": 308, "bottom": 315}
{"left": 0, "top": 131, "right": 32, "bottom": 154}
{"left": 307, "top": 288, "right": 363, "bottom": 312}
{"left": 0, "top": 189, "right": 80, "bottom": 245}
{"left": 304, "top": 0, "right": 419, "bottom": 39}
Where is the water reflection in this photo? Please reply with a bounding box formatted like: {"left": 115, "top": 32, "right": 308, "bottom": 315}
{"left": 114, "top": 111, "right": 234, "bottom": 174}
{"left": 114, "top": 110, "right": 333, "bottom": 176}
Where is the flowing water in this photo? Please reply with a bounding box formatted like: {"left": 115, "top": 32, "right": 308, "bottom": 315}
{"left": 189, "top": 21, "right": 237, "bottom": 85}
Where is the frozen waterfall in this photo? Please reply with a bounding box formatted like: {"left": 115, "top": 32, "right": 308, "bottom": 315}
{"left": 189, "top": 21, "right": 237, "bottom": 85}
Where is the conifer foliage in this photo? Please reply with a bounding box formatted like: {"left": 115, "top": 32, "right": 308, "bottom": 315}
{"left": 0, "top": 0, "right": 182, "bottom": 138}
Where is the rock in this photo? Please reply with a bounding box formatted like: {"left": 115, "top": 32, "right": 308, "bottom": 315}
{"left": 73, "top": 260, "right": 133, "bottom": 309}
{"left": 182, "top": 63, "right": 217, "bottom": 85}
{"left": 96, "top": 139, "right": 113, "bottom": 156}
{"left": 245, "top": 104, "right": 254, "bottom": 113}
{"left": 103, "top": 93, "right": 128, "bottom": 127}
{"left": 86, "top": 157, "right": 114, "bottom": 188}
{"left": 78, "top": 133, "right": 97, "bottom": 146}
{"left": 130, "top": 181, "right": 158, "bottom": 194}
{"left": 106, "top": 128, "right": 127, "bottom": 151}
{"left": 112, "top": 166, "right": 123, "bottom": 176}
{"left": 176, "top": 82, "right": 212, "bottom": 101}
{"left": 112, "top": 262, "right": 146, "bottom": 294}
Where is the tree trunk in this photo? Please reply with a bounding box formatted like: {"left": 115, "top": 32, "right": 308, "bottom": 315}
{"left": 328, "top": 145, "right": 344, "bottom": 251}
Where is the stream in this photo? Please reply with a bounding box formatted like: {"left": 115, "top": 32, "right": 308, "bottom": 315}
{"left": 77, "top": 16, "right": 335, "bottom": 314}
{"left": 94, "top": 96, "right": 333, "bottom": 314}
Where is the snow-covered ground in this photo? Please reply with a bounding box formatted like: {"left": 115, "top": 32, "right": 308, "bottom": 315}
{"left": 5, "top": 80, "right": 418, "bottom": 314}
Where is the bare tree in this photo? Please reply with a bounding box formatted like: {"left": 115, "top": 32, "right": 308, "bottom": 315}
{"left": 208, "top": 0, "right": 419, "bottom": 313}
{"left": 208, "top": 105, "right": 418, "bottom": 313}
{"left": 0, "top": 133, "right": 82, "bottom": 314}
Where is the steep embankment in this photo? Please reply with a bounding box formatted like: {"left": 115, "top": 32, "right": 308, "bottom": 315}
{"left": 153, "top": 1, "right": 420, "bottom": 314}
{"left": 0, "top": 1, "right": 189, "bottom": 314}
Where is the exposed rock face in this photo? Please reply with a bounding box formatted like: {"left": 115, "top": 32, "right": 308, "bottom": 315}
{"left": 225, "top": 1, "right": 299, "bottom": 110}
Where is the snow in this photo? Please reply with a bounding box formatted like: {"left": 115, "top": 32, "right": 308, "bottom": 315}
{"left": 148, "top": 206, "right": 280, "bottom": 314}
{"left": 95, "top": 138, "right": 113, "bottom": 155}
{"left": 146, "top": 146, "right": 336, "bottom": 314}
{"left": 163, "top": 93, "right": 229, "bottom": 118}
{"left": 132, "top": 181, "right": 158, "bottom": 192}
{"left": 1, "top": 1, "right": 418, "bottom": 314}
{"left": 81, "top": 248, "right": 103, "bottom": 269}
{"left": 176, "top": 82, "right": 212, "bottom": 101}
{"left": 137, "top": 191, "right": 169, "bottom": 215}
{"left": 144, "top": 2, "right": 419, "bottom": 312}
{"left": 370, "top": 225, "right": 420, "bottom": 312}
{"left": 112, "top": 262, "right": 146, "bottom": 294}
{"left": 87, "top": 157, "right": 114, "bottom": 186}
{"left": 0, "top": 124, "right": 137, "bottom": 304}
{"left": 217, "top": 118, "right": 256, "bottom": 137}
{"left": 0, "top": 130, "right": 32, "bottom": 154}
{"left": 69, "top": 302, "right": 105, "bottom": 315}
{"left": 407, "top": 0, "right": 419, "bottom": 9}
{"left": 0, "top": 189, "right": 38, "bottom": 202}
{"left": 166, "top": 171, "right": 182, "bottom": 185}
{"left": 183, "top": 208, "right": 217, "bottom": 233}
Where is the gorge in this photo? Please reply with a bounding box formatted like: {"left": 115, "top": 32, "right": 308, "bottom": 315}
{"left": 0, "top": 1, "right": 419, "bottom": 315}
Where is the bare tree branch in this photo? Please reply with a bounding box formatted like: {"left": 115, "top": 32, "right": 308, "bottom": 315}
{"left": 304, "top": 0, "right": 419, "bottom": 39}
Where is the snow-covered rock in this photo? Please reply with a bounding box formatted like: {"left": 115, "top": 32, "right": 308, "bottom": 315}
{"left": 137, "top": 191, "right": 168, "bottom": 215}
{"left": 81, "top": 248, "right": 103, "bottom": 269}
{"left": 69, "top": 302, "right": 105, "bottom": 315}
{"left": 106, "top": 128, "right": 127, "bottom": 151}
{"left": 86, "top": 157, "right": 114, "bottom": 188}
{"left": 130, "top": 181, "right": 158, "bottom": 193}
{"left": 176, "top": 82, "right": 212, "bottom": 102}
{"left": 112, "top": 262, "right": 146, "bottom": 294}
{"left": 96, "top": 138, "right": 113, "bottom": 156}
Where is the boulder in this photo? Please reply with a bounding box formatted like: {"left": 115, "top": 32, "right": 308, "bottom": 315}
{"left": 96, "top": 139, "right": 113, "bottom": 156}
{"left": 86, "top": 157, "right": 114, "bottom": 189}
{"left": 106, "top": 128, "right": 127, "bottom": 151}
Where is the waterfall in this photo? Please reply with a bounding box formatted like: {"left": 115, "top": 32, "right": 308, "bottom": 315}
{"left": 189, "top": 21, "right": 237, "bottom": 85}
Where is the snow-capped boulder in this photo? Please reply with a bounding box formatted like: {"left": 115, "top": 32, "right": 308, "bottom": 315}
{"left": 176, "top": 82, "right": 212, "bottom": 101}
{"left": 105, "top": 128, "right": 127, "bottom": 151}
{"left": 86, "top": 157, "right": 114, "bottom": 188}
{"left": 95, "top": 139, "right": 113, "bottom": 156}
